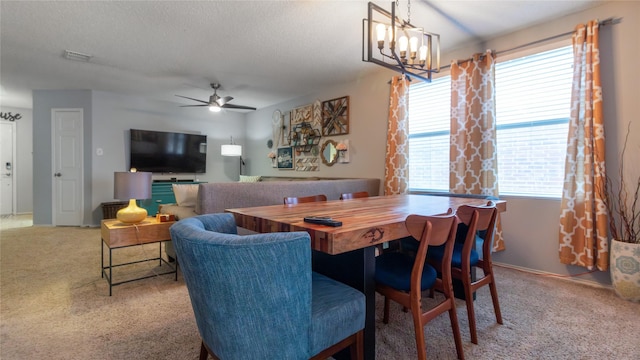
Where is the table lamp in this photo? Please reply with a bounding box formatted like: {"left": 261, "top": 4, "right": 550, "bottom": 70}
{"left": 114, "top": 170, "right": 152, "bottom": 224}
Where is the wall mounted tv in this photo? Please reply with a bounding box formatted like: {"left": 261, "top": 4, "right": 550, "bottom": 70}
{"left": 129, "top": 129, "right": 207, "bottom": 173}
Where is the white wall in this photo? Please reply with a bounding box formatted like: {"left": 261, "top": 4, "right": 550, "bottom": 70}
{"left": 32, "top": 89, "right": 93, "bottom": 225}
{"left": 90, "top": 90, "right": 247, "bottom": 225}
{"left": 245, "top": 71, "right": 393, "bottom": 189}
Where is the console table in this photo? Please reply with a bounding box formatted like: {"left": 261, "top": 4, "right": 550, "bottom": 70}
{"left": 101, "top": 217, "right": 177, "bottom": 295}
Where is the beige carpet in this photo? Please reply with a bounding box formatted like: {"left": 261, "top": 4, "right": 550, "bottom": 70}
{"left": 1, "top": 215, "right": 638, "bottom": 360}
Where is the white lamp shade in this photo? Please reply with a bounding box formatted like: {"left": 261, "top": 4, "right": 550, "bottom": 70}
{"left": 221, "top": 144, "right": 242, "bottom": 157}
{"left": 114, "top": 172, "right": 152, "bottom": 200}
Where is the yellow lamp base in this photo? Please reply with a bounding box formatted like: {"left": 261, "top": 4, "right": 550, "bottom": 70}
{"left": 116, "top": 199, "right": 148, "bottom": 224}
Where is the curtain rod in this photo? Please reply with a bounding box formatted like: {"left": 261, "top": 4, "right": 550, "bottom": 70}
{"left": 439, "top": 17, "right": 622, "bottom": 71}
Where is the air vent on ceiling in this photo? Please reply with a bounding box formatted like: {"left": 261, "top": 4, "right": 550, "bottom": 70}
{"left": 63, "top": 50, "right": 92, "bottom": 62}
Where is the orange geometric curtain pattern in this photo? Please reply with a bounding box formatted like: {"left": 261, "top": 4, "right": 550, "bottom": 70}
{"left": 450, "top": 50, "right": 505, "bottom": 252}
{"left": 384, "top": 75, "right": 410, "bottom": 195}
{"left": 559, "top": 21, "right": 608, "bottom": 271}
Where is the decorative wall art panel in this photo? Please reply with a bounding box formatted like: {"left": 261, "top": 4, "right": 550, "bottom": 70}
{"left": 277, "top": 147, "right": 294, "bottom": 169}
{"left": 290, "top": 104, "right": 313, "bottom": 125}
{"left": 295, "top": 156, "right": 319, "bottom": 172}
{"left": 288, "top": 101, "right": 323, "bottom": 156}
{"left": 312, "top": 100, "right": 322, "bottom": 128}
{"left": 322, "top": 96, "right": 349, "bottom": 136}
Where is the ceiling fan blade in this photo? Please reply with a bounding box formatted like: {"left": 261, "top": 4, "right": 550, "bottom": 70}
{"left": 217, "top": 96, "right": 234, "bottom": 106}
{"left": 175, "top": 94, "right": 209, "bottom": 104}
{"left": 221, "top": 103, "right": 257, "bottom": 111}
{"left": 178, "top": 84, "right": 254, "bottom": 111}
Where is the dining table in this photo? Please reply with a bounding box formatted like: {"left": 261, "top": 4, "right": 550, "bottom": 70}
{"left": 226, "top": 194, "right": 507, "bottom": 360}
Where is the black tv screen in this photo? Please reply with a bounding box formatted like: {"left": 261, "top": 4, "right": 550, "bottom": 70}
{"left": 129, "top": 129, "right": 207, "bottom": 173}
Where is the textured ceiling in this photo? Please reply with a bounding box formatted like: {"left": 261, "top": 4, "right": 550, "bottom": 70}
{"left": 0, "top": 0, "right": 604, "bottom": 110}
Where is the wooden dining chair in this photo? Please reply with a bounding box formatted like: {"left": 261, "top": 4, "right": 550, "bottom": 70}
{"left": 283, "top": 194, "right": 327, "bottom": 205}
{"left": 375, "top": 211, "right": 465, "bottom": 360}
{"left": 428, "top": 201, "right": 502, "bottom": 344}
{"left": 339, "top": 191, "right": 369, "bottom": 200}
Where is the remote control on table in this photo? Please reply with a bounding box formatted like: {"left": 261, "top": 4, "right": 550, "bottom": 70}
{"left": 303, "top": 217, "right": 343, "bottom": 227}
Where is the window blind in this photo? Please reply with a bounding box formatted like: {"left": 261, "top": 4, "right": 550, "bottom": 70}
{"left": 408, "top": 45, "right": 573, "bottom": 197}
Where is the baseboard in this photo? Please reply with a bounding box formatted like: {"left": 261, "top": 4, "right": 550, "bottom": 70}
{"left": 493, "top": 262, "right": 613, "bottom": 290}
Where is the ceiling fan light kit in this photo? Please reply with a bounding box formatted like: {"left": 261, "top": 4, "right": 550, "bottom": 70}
{"left": 176, "top": 83, "right": 257, "bottom": 112}
{"left": 362, "top": 1, "right": 440, "bottom": 82}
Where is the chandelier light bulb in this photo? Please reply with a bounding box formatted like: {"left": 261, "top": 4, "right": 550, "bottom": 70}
{"left": 376, "top": 23, "right": 386, "bottom": 49}
{"left": 399, "top": 35, "right": 409, "bottom": 57}
{"left": 376, "top": 23, "right": 386, "bottom": 41}
{"left": 419, "top": 45, "right": 428, "bottom": 61}
{"left": 409, "top": 37, "right": 418, "bottom": 51}
{"left": 409, "top": 36, "right": 419, "bottom": 60}
{"left": 209, "top": 105, "right": 221, "bottom": 112}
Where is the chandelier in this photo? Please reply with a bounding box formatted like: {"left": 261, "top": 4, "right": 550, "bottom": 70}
{"left": 362, "top": 1, "right": 440, "bottom": 82}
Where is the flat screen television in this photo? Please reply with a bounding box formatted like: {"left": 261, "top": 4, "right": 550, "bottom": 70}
{"left": 129, "top": 129, "right": 207, "bottom": 173}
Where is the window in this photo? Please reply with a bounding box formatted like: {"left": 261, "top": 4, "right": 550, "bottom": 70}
{"left": 408, "top": 45, "right": 573, "bottom": 197}
{"left": 409, "top": 77, "right": 451, "bottom": 191}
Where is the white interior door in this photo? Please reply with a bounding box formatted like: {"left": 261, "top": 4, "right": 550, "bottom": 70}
{"left": 52, "top": 109, "right": 83, "bottom": 226}
{"left": 0, "top": 122, "right": 16, "bottom": 215}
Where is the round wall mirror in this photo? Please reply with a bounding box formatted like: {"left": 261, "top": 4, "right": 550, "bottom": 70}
{"left": 321, "top": 140, "right": 338, "bottom": 166}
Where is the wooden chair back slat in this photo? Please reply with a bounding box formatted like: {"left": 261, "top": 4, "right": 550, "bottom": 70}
{"left": 340, "top": 191, "right": 369, "bottom": 200}
{"left": 284, "top": 194, "right": 327, "bottom": 205}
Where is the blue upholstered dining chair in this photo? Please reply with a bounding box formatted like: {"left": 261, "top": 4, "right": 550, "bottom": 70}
{"left": 169, "top": 213, "right": 365, "bottom": 360}
{"left": 375, "top": 211, "right": 465, "bottom": 360}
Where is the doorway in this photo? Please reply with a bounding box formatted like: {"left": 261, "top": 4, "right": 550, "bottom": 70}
{"left": 1, "top": 121, "right": 16, "bottom": 215}
{"left": 51, "top": 109, "right": 84, "bottom": 226}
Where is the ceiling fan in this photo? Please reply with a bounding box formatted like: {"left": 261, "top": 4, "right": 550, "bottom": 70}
{"left": 176, "top": 83, "right": 256, "bottom": 112}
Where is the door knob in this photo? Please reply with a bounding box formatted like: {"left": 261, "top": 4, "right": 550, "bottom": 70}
{"left": 54, "top": 172, "right": 62, "bottom": 177}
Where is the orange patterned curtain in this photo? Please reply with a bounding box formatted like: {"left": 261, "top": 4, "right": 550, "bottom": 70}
{"left": 384, "top": 75, "right": 410, "bottom": 195}
{"left": 450, "top": 50, "right": 505, "bottom": 252}
{"left": 559, "top": 21, "right": 608, "bottom": 271}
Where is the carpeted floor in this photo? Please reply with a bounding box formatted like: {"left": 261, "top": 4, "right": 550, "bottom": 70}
{"left": 1, "top": 215, "right": 638, "bottom": 359}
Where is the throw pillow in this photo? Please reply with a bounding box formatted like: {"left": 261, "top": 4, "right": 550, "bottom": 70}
{"left": 239, "top": 175, "right": 262, "bottom": 183}
{"left": 172, "top": 184, "right": 199, "bottom": 207}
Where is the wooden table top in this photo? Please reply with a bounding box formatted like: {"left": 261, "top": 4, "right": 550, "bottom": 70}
{"left": 227, "top": 194, "right": 506, "bottom": 255}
